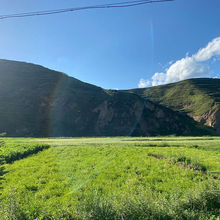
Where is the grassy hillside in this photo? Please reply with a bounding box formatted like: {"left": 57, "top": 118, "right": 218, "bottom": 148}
{"left": 0, "top": 59, "right": 211, "bottom": 137}
{"left": 130, "top": 78, "right": 220, "bottom": 132}
{"left": 0, "top": 137, "right": 220, "bottom": 219}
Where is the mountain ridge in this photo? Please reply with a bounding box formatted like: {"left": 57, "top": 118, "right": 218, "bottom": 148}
{"left": 0, "top": 59, "right": 217, "bottom": 137}
{"left": 129, "top": 78, "right": 220, "bottom": 132}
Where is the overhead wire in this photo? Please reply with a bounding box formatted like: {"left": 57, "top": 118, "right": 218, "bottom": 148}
{"left": 0, "top": 0, "right": 174, "bottom": 20}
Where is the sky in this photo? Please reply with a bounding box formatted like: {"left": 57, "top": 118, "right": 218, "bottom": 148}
{"left": 0, "top": 0, "right": 220, "bottom": 89}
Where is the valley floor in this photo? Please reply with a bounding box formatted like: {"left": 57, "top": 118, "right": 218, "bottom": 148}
{"left": 0, "top": 137, "right": 220, "bottom": 219}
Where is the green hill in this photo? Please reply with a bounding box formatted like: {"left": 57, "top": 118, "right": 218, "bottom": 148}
{"left": 130, "top": 78, "right": 220, "bottom": 132}
{"left": 0, "top": 59, "right": 211, "bottom": 137}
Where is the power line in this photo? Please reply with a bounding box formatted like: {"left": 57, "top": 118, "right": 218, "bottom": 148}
{"left": 0, "top": 0, "right": 174, "bottom": 20}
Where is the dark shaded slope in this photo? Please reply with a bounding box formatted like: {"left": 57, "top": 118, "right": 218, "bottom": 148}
{"left": 130, "top": 78, "right": 220, "bottom": 132}
{"left": 0, "top": 60, "right": 61, "bottom": 136}
{"left": 0, "top": 59, "right": 108, "bottom": 136}
{"left": 0, "top": 60, "right": 213, "bottom": 137}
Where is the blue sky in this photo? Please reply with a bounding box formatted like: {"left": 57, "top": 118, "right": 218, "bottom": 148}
{"left": 0, "top": 0, "right": 220, "bottom": 89}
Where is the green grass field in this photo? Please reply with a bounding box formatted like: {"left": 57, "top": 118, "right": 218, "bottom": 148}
{"left": 0, "top": 137, "right": 220, "bottom": 219}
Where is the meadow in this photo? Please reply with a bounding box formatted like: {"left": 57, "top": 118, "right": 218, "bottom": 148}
{"left": 0, "top": 137, "right": 220, "bottom": 219}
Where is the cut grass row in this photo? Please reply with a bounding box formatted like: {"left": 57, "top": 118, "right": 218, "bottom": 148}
{"left": 0, "top": 139, "right": 50, "bottom": 163}
{"left": 147, "top": 146, "right": 220, "bottom": 178}
{"left": 0, "top": 143, "right": 219, "bottom": 219}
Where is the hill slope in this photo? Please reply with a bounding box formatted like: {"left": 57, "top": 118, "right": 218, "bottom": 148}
{"left": 0, "top": 60, "right": 213, "bottom": 137}
{"left": 130, "top": 78, "right": 220, "bottom": 132}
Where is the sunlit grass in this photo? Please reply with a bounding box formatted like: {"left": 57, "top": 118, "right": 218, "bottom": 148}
{"left": 0, "top": 137, "right": 220, "bottom": 219}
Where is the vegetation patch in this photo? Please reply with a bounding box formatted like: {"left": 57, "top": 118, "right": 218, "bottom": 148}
{"left": 147, "top": 152, "right": 164, "bottom": 159}
{"left": 148, "top": 152, "right": 207, "bottom": 173}
{"left": 0, "top": 137, "right": 219, "bottom": 219}
{"left": 0, "top": 140, "right": 50, "bottom": 163}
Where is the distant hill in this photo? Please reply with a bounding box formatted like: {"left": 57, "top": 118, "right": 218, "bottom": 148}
{"left": 130, "top": 78, "right": 220, "bottom": 132}
{"left": 0, "top": 60, "right": 215, "bottom": 137}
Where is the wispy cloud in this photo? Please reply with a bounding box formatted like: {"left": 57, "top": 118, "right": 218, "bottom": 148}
{"left": 138, "top": 78, "right": 151, "bottom": 88}
{"left": 138, "top": 37, "right": 220, "bottom": 87}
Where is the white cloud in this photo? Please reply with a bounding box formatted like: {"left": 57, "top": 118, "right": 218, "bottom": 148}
{"left": 138, "top": 78, "right": 151, "bottom": 88}
{"left": 146, "top": 37, "right": 220, "bottom": 87}
{"left": 156, "top": 56, "right": 209, "bottom": 86}
{"left": 151, "top": 72, "right": 166, "bottom": 86}
{"left": 194, "top": 37, "right": 220, "bottom": 62}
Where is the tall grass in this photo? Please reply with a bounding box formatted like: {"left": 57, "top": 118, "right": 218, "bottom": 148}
{"left": 0, "top": 142, "right": 50, "bottom": 163}
{"left": 0, "top": 137, "right": 220, "bottom": 219}
{"left": 1, "top": 182, "right": 219, "bottom": 219}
